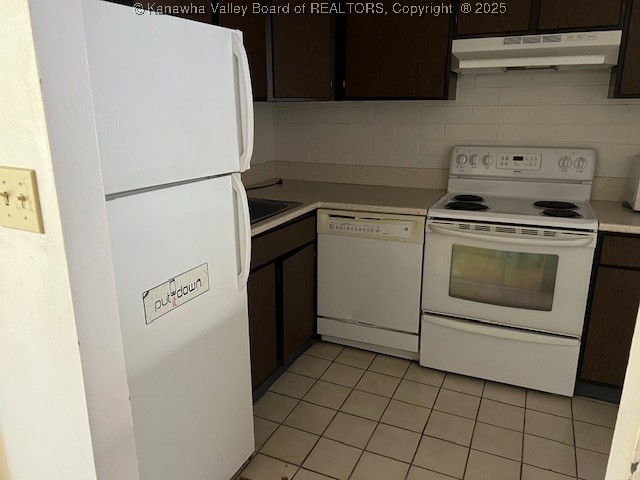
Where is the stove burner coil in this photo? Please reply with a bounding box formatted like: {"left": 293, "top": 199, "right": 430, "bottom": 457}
{"left": 445, "top": 202, "right": 489, "bottom": 211}
{"left": 541, "top": 209, "right": 583, "bottom": 218}
{"left": 534, "top": 201, "right": 579, "bottom": 210}
{"left": 453, "top": 194, "right": 484, "bottom": 202}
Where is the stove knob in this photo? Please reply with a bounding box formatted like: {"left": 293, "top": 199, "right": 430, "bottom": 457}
{"left": 575, "top": 157, "right": 588, "bottom": 169}
{"left": 558, "top": 156, "right": 573, "bottom": 169}
{"left": 456, "top": 154, "right": 468, "bottom": 165}
{"left": 469, "top": 154, "right": 480, "bottom": 165}
{"left": 482, "top": 154, "right": 494, "bottom": 166}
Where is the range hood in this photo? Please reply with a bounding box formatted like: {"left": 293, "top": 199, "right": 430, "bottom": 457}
{"left": 452, "top": 30, "right": 622, "bottom": 74}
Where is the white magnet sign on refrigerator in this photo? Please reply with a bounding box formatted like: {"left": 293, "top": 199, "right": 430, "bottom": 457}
{"left": 142, "top": 263, "right": 210, "bottom": 324}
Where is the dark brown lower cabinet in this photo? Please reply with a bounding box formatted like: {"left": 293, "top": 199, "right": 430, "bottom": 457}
{"left": 581, "top": 267, "right": 640, "bottom": 386}
{"left": 248, "top": 263, "right": 278, "bottom": 388}
{"left": 247, "top": 213, "right": 316, "bottom": 392}
{"left": 580, "top": 234, "right": 640, "bottom": 391}
{"left": 283, "top": 243, "right": 316, "bottom": 362}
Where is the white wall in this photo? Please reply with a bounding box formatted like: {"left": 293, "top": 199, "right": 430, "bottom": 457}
{"left": 0, "top": 1, "right": 138, "bottom": 479}
{"left": 272, "top": 70, "right": 640, "bottom": 179}
{"left": 0, "top": 1, "right": 97, "bottom": 478}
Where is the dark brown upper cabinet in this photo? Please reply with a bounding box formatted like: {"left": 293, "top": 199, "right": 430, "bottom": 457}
{"left": 455, "top": 0, "right": 625, "bottom": 38}
{"left": 456, "top": 0, "right": 532, "bottom": 36}
{"left": 617, "top": 0, "right": 640, "bottom": 96}
{"left": 538, "top": 0, "right": 625, "bottom": 30}
{"left": 344, "top": 0, "right": 453, "bottom": 99}
{"left": 271, "top": 0, "right": 333, "bottom": 99}
{"left": 218, "top": 1, "right": 269, "bottom": 99}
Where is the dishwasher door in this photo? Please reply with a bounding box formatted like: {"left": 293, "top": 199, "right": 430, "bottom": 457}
{"left": 317, "top": 210, "right": 425, "bottom": 348}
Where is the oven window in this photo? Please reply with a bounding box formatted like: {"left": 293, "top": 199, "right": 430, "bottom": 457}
{"left": 449, "top": 245, "right": 559, "bottom": 311}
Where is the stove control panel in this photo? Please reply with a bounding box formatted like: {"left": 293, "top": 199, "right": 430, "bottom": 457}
{"left": 451, "top": 146, "right": 596, "bottom": 182}
{"left": 496, "top": 153, "right": 542, "bottom": 171}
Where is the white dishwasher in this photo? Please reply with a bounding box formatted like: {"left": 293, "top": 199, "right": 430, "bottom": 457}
{"left": 317, "top": 209, "right": 426, "bottom": 359}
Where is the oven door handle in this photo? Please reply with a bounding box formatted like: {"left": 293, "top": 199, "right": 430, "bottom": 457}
{"left": 427, "top": 224, "right": 594, "bottom": 247}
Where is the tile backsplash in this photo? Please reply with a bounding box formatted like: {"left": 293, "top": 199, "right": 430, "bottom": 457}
{"left": 252, "top": 102, "right": 274, "bottom": 165}
{"left": 249, "top": 70, "right": 640, "bottom": 199}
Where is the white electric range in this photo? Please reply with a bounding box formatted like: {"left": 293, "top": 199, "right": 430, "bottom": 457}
{"left": 421, "top": 146, "right": 599, "bottom": 396}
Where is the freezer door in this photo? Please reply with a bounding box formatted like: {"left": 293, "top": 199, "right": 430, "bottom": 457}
{"left": 106, "top": 176, "right": 253, "bottom": 480}
{"left": 83, "top": 0, "right": 254, "bottom": 195}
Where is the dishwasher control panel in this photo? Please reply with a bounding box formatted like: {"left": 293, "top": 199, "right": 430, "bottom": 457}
{"left": 328, "top": 220, "right": 412, "bottom": 238}
{"left": 318, "top": 209, "right": 426, "bottom": 245}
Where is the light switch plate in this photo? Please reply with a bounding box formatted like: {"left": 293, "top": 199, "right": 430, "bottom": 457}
{"left": 0, "top": 166, "right": 44, "bottom": 233}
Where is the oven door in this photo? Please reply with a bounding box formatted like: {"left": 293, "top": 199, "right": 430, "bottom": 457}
{"left": 422, "top": 220, "right": 597, "bottom": 337}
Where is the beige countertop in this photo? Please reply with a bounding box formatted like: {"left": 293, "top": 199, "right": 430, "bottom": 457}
{"left": 247, "top": 179, "right": 640, "bottom": 236}
{"left": 591, "top": 200, "right": 640, "bottom": 235}
{"left": 248, "top": 180, "right": 445, "bottom": 236}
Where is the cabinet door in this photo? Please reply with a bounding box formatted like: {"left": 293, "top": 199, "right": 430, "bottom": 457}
{"left": 248, "top": 263, "right": 278, "bottom": 388}
{"left": 218, "top": 1, "right": 268, "bottom": 99}
{"left": 581, "top": 267, "right": 640, "bottom": 387}
{"left": 456, "top": 0, "right": 532, "bottom": 36}
{"left": 282, "top": 244, "right": 316, "bottom": 363}
{"left": 272, "top": 1, "right": 332, "bottom": 99}
{"left": 600, "top": 234, "right": 640, "bottom": 268}
{"left": 619, "top": 0, "right": 640, "bottom": 96}
{"left": 538, "top": 0, "right": 624, "bottom": 30}
{"left": 345, "top": 0, "right": 452, "bottom": 98}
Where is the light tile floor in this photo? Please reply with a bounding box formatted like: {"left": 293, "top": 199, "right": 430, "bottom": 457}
{"left": 240, "top": 341, "right": 618, "bottom": 480}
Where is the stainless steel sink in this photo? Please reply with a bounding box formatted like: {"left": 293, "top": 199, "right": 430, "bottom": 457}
{"left": 248, "top": 198, "right": 301, "bottom": 225}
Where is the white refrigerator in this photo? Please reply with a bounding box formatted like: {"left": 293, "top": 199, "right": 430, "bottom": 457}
{"left": 83, "top": 2, "right": 255, "bottom": 479}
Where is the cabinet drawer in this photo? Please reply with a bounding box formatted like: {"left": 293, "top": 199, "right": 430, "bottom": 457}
{"left": 251, "top": 215, "right": 316, "bottom": 269}
{"left": 600, "top": 235, "right": 640, "bottom": 268}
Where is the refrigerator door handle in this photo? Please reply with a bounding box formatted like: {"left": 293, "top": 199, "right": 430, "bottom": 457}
{"left": 231, "top": 32, "right": 254, "bottom": 173}
{"left": 232, "top": 173, "right": 252, "bottom": 290}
